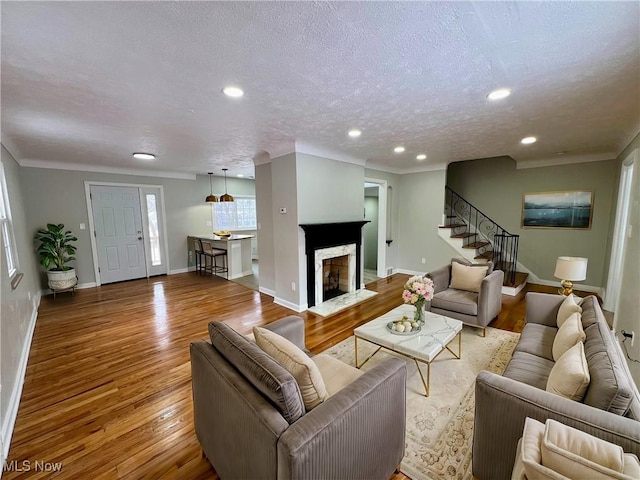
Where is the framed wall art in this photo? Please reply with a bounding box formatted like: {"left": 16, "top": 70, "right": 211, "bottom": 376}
{"left": 522, "top": 190, "right": 593, "bottom": 229}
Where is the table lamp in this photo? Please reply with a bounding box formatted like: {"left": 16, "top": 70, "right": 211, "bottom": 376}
{"left": 554, "top": 256, "right": 588, "bottom": 296}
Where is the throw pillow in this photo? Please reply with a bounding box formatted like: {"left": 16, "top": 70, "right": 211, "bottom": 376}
{"left": 546, "top": 341, "right": 590, "bottom": 401}
{"left": 557, "top": 294, "right": 583, "bottom": 328}
{"left": 253, "top": 326, "right": 328, "bottom": 410}
{"left": 449, "top": 261, "right": 488, "bottom": 293}
{"left": 541, "top": 419, "right": 625, "bottom": 478}
{"left": 552, "top": 312, "right": 585, "bottom": 361}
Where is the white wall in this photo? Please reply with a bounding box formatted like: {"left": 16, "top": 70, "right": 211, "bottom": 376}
{"left": 255, "top": 163, "right": 275, "bottom": 295}
{"left": 0, "top": 146, "right": 41, "bottom": 464}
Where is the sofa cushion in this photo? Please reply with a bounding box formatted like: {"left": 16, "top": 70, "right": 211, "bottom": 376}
{"left": 515, "top": 323, "right": 556, "bottom": 361}
{"left": 552, "top": 312, "right": 585, "bottom": 361}
{"left": 546, "top": 342, "right": 590, "bottom": 401}
{"left": 254, "top": 326, "right": 328, "bottom": 410}
{"left": 557, "top": 294, "right": 582, "bottom": 328}
{"left": 449, "top": 261, "right": 488, "bottom": 293}
{"left": 503, "top": 351, "right": 555, "bottom": 390}
{"left": 452, "top": 256, "right": 494, "bottom": 274}
{"left": 431, "top": 288, "right": 478, "bottom": 316}
{"left": 583, "top": 320, "right": 635, "bottom": 415}
{"left": 541, "top": 419, "right": 625, "bottom": 478}
{"left": 311, "top": 353, "right": 364, "bottom": 396}
{"left": 579, "top": 296, "right": 600, "bottom": 329}
{"left": 208, "top": 321, "right": 305, "bottom": 424}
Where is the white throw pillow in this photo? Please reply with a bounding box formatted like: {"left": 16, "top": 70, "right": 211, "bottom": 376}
{"left": 557, "top": 294, "right": 583, "bottom": 328}
{"left": 547, "top": 342, "right": 590, "bottom": 401}
{"left": 552, "top": 312, "right": 585, "bottom": 361}
{"left": 253, "top": 326, "right": 328, "bottom": 410}
{"left": 449, "top": 261, "right": 488, "bottom": 293}
{"left": 541, "top": 419, "right": 625, "bottom": 478}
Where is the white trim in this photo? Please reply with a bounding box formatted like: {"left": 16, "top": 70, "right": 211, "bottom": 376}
{"left": 18, "top": 158, "right": 197, "bottom": 180}
{"left": 259, "top": 286, "right": 275, "bottom": 297}
{"left": 273, "top": 296, "right": 307, "bottom": 313}
{"left": 169, "top": 267, "right": 195, "bottom": 274}
{"left": 1, "top": 292, "right": 40, "bottom": 464}
{"left": 295, "top": 141, "right": 367, "bottom": 167}
{"left": 40, "top": 282, "right": 97, "bottom": 297}
{"left": 85, "top": 182, "right": 102, "bottom": 285}
{"left": 515, "top": 152, "right": 615, "bottom": 169}
{"left": 364, "top": 161, "right": 448, "bottom": 175}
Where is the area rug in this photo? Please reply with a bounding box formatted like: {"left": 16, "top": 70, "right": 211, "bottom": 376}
{"left": 320, "top": 326, "right": 520, "bottom": 480}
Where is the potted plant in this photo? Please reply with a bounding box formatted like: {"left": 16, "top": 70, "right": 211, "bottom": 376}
{"left": 35, "top": 223, "right": 78, "bottom": 292}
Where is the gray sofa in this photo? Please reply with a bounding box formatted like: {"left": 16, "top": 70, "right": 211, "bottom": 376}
{"left": 473, "top": 292, "right": 640, "bottom": 479}
{"left": 190, "top": 316, "right": 407, "bottom": 480}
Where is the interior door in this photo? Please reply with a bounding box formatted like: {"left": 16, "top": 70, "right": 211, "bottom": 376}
{"left": 90, "top": 185, "right": 147, "bottom": 284}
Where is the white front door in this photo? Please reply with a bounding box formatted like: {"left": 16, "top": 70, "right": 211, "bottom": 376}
{"left": 90, "top": 185, "right": 147, "bottom": 284}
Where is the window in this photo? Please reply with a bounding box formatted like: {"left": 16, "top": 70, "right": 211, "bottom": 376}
{"left": 0, "top": 163, "right": 20, "bottom": 286}
{"left": 212, "top": 197, "right": 257, "bottom": 231}
{"left": 145, "top": 194, "right": 162, "bottom": 266}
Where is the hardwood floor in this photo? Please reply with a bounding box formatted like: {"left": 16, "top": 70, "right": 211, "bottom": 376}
{"left": 4, "top": 273, "right": 593, "bottom": 479}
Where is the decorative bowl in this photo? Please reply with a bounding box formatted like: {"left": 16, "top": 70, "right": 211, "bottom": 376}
{"left": 386, "top": 321, "right": 421, "bottom": 335}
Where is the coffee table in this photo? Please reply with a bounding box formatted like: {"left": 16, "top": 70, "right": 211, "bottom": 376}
{"left": 354, "top": 304, "right": 462, "bottom": 397}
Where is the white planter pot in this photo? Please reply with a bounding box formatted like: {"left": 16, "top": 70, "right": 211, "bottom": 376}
{"left": 47, "top": 268, "right": 77, "bottom": 291}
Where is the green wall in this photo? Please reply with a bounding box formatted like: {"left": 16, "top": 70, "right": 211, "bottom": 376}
{"left": 447, "top": 156, "right": 618, "bottom": 288}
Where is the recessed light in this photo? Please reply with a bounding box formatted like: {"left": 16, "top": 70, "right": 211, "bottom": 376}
{"left": 416, "top": 154, "right": 427, "bottom": 161}
{"left": 487, "top": 88, "right": 511, "bottom": 100}
{"left": 237, "top": 174, "right": 244, "bottom": 177}
{"left": 394, "top": 146, "right": 405, "bottom": 153}
{"left": 132, "top": 153, "right": 155, "bottom": 160}
{"left": 222, "top": 86, "right": 244, "bottom": 97}
{"left": 521, "top": 136, "right": 537, "bottom": 145}
{"left": 348, "top": 129, "right": 362, "bottom": 138}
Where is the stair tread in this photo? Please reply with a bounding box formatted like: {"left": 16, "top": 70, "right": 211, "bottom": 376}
{"left": 439, "top": 224, "right": 465, "bottom": 229}
{"left": 475, "top": 251, "right": 493, "bottom": 260}
{"left": 450, "top": 232, "right": 476, "bottom": 239}
{"left": 463, "top": 241, "right": 490, "bottom": 249}
{"left": 503, "top": 272, "right": 528, "bottom": 288}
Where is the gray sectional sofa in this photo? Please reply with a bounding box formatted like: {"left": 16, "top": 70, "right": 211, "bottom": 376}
{"left": 190, "top": 316, "right": 407, "bottom": 480}
{"left": 473, "top": 292, "right": 640, "bottom": 479}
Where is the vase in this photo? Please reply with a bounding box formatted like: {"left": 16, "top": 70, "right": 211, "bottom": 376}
{"left": 414, "top": 301, "right": 425, "bottom": 325}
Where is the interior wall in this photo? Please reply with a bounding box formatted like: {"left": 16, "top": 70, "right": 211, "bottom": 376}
{"left": 0, "top": 146, "right": 41, "bottom": 462}
{"left": 447, "top": 156, "right": 618, "bottom": 288}
{"left": 395, "top": 168, "right": 459, "bottom": 275}
{"left": 255, "top": 162, "right": 275, "bottom": 294}
{"left": 18, "top": 168, "right": 255, "bottom": 287}
{"left": 363, "top": 192, "right": 379, "bottom": 270}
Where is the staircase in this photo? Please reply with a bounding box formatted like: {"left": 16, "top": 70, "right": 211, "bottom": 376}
{"left": 440, "top": 186, "right": 527, "bottom": 290}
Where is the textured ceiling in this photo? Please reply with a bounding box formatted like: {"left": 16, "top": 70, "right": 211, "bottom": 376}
{"left": 2, "top": 1, "right": 639, "bottom": 179}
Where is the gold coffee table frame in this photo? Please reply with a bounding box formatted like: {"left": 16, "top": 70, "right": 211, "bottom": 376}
{"left": 354, "top": 307, "right": 462, "bottom": 397}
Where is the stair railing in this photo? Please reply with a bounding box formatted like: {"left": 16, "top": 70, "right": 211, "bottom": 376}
{"left": 445, "top": 186, "right": 519, "bottom": 285}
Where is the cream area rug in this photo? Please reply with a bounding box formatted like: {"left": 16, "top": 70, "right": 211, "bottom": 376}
{"left": 320, "top": 326, "right": 520, "bottom": 480}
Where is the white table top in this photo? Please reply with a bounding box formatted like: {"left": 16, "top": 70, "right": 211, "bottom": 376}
{"left": 354, "top": 304, "right": 462, "bottom": 362}
{"left": 190, "top": 234, "right": 254, "bottom": 241}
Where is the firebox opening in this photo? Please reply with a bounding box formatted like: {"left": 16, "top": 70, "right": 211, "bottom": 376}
{"left": 323, "top": 255, "right": 349, "bottom": 301}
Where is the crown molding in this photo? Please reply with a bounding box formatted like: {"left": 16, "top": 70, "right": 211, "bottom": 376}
{"left": 17, "top": 158, "right": 197, "bottom": 180}
{"left": 515, "top": 152, "right": 616, "bottom": 169}
{"left": 294, "top": 141, "right": 368, "bottom": 167}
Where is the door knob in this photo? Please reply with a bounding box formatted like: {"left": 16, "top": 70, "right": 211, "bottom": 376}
{"left": 138, "top": 236, "right": 143, "bottom": 240}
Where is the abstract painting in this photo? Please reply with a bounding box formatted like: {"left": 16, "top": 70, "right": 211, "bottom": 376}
{"left": 522, "top": 191, "right": 593, "bottom": 229}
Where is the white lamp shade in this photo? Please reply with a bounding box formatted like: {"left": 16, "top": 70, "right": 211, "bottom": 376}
{"left": 554, "top": 256, "right": 588, "bottom": 281}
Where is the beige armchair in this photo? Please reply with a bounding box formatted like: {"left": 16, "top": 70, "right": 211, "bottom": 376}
{"left": 426, "top": 258, "right": 504, "bottom": 335}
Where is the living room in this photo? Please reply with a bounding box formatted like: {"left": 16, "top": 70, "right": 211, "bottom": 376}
{"left": 1, "top": 2, "right": 639, "bottom": 479}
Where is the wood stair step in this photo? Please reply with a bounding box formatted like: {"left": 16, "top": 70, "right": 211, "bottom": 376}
{"left": 439, "top": 224, "right": 465, "bottom": 229}
{"left": 504, "top": 272, "right": 528, "bottom": 288}
{"left": 450, "top": 232, "right": 476, "bottom": 239}
{"left": 463, "top": 241, "right": 490, "bottom": 249}
{"left": 475, "top": 251, "right": 493, "bottom": 260}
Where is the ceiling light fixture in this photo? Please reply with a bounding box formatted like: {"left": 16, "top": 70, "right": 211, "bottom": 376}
{"left": 205, "top": 172, "right": 218, "bottom": 203}
{"left": 416, "top": 154, "right": 427, "bottom": 160}
{"left": 220, "top": 168, "right": 234, "bottom": 202}
{"left": 487, "top": 88, "right": 511, "bottom": 100}
{"left": 222, "top": 86, "right": 244, "bottom": 97}
{"left": 521, "top": 136, "right": 537, "bottom": 145}
{"left": 348, "top": 129, "right": 362, "bottom": 138}
{"left": 237, "top": 174, "right": 244, "bottom": 177}
{"left": 394, "top": 146, "right": 405, "bottom": 153}
{"left": 133, "top": 152, "right": 155, "bottom": 160}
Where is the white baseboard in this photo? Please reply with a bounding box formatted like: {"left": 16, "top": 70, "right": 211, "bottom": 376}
{"left": 40, "top": 282, "right": 96, "bottom": 297}
{"left": 1, "top": 291, "right": 40, "bottom": 466}
{"left": 169, "top": 267, "right": 195, "bottom": 275}
{"left": 274, "top": 296, "right": 307, "bottom": 313}
{"left": 258, "top": 287, "right": 275, "bottom": 297}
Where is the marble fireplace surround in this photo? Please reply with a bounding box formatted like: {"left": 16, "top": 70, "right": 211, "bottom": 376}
{"left": 300, "top": 221, "right": 368, "bottom": 308}
{"left": 315, "top": 244, "right": 357, "bottom": 306}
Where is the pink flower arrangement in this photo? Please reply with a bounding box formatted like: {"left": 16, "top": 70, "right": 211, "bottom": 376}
{"left": 402, "top": 275, "right": 434, "bottom": 306}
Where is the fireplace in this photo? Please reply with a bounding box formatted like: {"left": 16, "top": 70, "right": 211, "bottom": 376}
{"left": 300, "top": 221, "right": 368, "bottom": 308}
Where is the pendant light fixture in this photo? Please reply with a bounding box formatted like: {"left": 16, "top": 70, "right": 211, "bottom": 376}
{"left": 205, "top": 172, "right": 218, "bottom": 203}
{"left": 220, "top": 168, "right": 234, "bottom": 202}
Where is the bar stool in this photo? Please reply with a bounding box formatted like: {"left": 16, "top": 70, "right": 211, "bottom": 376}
{"left": 201, "top": 240, "right": 228, "bottom": 279}
{"left": 194, "top": 239, "right": 206, "bottom": 275}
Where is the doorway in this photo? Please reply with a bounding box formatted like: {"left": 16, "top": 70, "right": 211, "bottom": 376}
{"left": 363, "top": 178, "right": 388, "bottom": 280}
{"left": 85, "top": 182, "right": 169, "bottom": 285}
{"left": 604, "top": 151, "right": 636, "bottom": 313}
